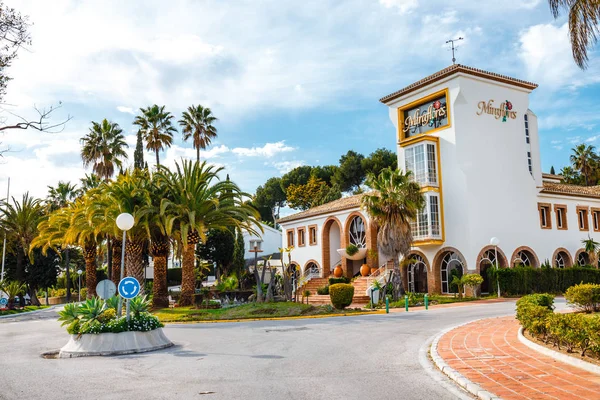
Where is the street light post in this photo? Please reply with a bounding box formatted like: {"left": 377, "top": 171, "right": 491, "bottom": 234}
{"left": 248, "top": 242, "right": 263, "bottom": 301}
{"left": 490, "top": 237, "right": 501, "bottom": 298}
{"left": 116, "top": 213, "right": 134, "bottom": 316}
{"left": 77, "top": 269, "right": 83, "bottom": 302}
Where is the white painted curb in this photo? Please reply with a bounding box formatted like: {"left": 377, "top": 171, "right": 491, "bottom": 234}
{"left": 518, "top": 327, "right": 600, "bottom": 375}
{"left": 430, "top": 319, "right": 503, "bottom": 400}
{"left": 59, "top": 328, "right": 173, "bottom": 358}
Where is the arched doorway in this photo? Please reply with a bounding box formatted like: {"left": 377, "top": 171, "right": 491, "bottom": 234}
{"left": 322, "top": 217, "right": 343, "bottom": 277}
{"left": 477, "top": 246, "right": 508, "bottom": 294}
{"left": 303, "top": 260, "right": 321, "bottom": 278}
{"left": 440, "top": 251, "right": 465, "bottom": 294}
{"left": 552, "top": 248, "right": 572, "bottom": 268}
{"left": 407, "top": 254, "right": 428, "bottom": 293}
{"left": 511, "top": 247, "right": 539, "bottom": 268}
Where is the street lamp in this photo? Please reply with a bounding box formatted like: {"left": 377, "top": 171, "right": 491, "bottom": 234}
{"left": 77, "top": 269, "right": 83, "bottom": 302}
{"left": 490, "top": 237, "right": 501, "bottom": 298}
{"left": 248, "top": 242, "right": 263, "bottom": 301}
{"left": 116, "top": 213, "right": 134, "bottom": 316}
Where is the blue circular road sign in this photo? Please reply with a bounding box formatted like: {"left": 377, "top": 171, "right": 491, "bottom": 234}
{"left": 118, "top": 277, "right": 140, "bottom": 299}
{"left": 0, "top": 297, "right": 7, "bottom": 306}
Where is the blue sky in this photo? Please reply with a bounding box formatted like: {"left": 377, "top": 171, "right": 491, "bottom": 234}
{"left": 1, "top": 0, "right": 599, "bottom": 202}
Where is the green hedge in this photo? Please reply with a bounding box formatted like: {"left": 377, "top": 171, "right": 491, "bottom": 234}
{"left": 489, "top": 266, "right": 600, "bottom": 295}
{"left": 328, "top": 277, "right": 350, "bottom": 285}
{"left": 167, "top": 268, "right": 182, "bottom": 284}
{"left": 329, "top": 283, "right": 354, "bottom": 309}
{"left": 516, "top": 293, "right": 600, "bottom": 357}
{"left": 316, "top": 285, "right": 329, "bottom": 295}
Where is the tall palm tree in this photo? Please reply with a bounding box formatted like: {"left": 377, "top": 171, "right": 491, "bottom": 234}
{"left": 570, "top": 144, "right": 597, "bottom": 186}
{"left": 560, "top": 166, "right": 581, "bottom": 184}
{"left": 47, "top": 181, "right": 79, "bottom": 211}
{"left": 80, "top": 119, "right": 129, "bottom": 182}
{"left": 134, "top": 105, "right": 177, "bottom": 167}
{"left": 548, "top": 0, "right": 600, "bottom": 69}
{"left": 156, "top": 160, "right": 261, "bottom": 306}
{"left": 80, "top": 173, "right": 102, "bottom": 193}
{"left": 361, "top": 168, "right": 425, "bottom": 300}
{"left": 582, "top": 235, "right": 600, "bottom": 267}
{"left": 0, "top": 193, "right": 44, "bottom": 283}
{"left": 178, "top": 105, "right": 218, "bottom": 163}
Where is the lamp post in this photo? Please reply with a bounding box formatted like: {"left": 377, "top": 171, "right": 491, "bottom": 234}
{"left": 116, "top": 213, "right": 134, "bottom": 316}
{"left": 248, "top": 242, "right": 263, "bottom": 301}
{"left": 490, "top": 237, "right": 501, "bottom": 298}
{"left": 77, "top": 269, "right": 83, "bottom": 302}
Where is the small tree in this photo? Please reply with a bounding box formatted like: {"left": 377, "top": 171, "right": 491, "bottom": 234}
{"left": 461, "top": 274, "right": 484, "bottom": 298}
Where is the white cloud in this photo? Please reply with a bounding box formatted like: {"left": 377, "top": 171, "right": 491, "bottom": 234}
{"left": 379, "top": 0, "right": 418, "bottom": 14}
{"left": 232, "top": 141, "right": 295, "bottom": 158}
{"left": 117, "top": 106, "right": 135, "bottom": 115}
{"left": 272, "top": 160, "right": 305, "bottom": 174}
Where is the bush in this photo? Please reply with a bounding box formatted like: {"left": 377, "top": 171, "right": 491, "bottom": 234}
{"left": 49, "top": 288, "right": 66, "bottom": 297}
{"left": 97, "top": 308, "right": 116, "bottom": 323}
{"left": 565, "top": 283, "right": 600, "bottom": 313}
{"left": 345, "top": 244, "right": 359, "bottom": 256}
{"left": 316, "top": 285, "right": 329, "bottom": 295}
{"left": 492, "top": 266, "right": 600, "bottom": 295}
{"left": 329, "top": 283, "right": 354, "bottom": 309}
{"left": 328, "top": 277, "right": 350, "bottom": 285}
{"left": 516, "top": 294, "right": 555, "bottom": 338}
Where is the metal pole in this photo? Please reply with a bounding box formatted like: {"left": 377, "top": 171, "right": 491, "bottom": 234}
{"left": 117, "top": 230, "right": 127, "bottom": 316}
{"left": 126, "top": 299, "right": 130, "bottom": 323}
{"left": 1, "top": 177, "right": 10, "bottom": 282}
{"left": 495, "top": 246, "right": 500, "bottom": 298}
{"left": 78, "top": 275, "right": 81, "bottom": 302}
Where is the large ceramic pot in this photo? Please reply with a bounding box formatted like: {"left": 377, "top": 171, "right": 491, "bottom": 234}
{"left": 333, "top": 266, "right": 343, "bottom": 278}
{"left": 336, "top": 247, "right": 368, "bottom": 261}
{"left": 360, "top": 264, "right": 370, "bottom": 277}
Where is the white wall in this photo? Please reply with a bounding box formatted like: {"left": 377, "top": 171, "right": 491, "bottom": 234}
{"left": 243, "top": 223, "right": 282, "bottom": 259}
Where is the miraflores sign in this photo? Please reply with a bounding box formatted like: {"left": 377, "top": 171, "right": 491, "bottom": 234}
{"left": 400, "top": 91, "right": 449, "bottom": 139}
{"left": 476, "top": 99, "right": 517, "bottom": 122}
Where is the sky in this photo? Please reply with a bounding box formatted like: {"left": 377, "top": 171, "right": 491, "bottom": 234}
{"left": 1, "top": 0, "right": 599, "bottom": 206}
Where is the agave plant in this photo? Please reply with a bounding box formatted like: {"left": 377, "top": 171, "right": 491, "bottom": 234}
{"left": 129, "top": 295, "right": 151, "bottom": 317}
{"left": 104, "top": 295, "right": 120, "bottom": 310}
{"left": 78, "top": 297, "right": 105, "bottom": 323}
{"left": 57, "top": 303, "right": 81, "bottom": 327}
{"left": 1, "top": 281, "right": 27, "bottom": 309}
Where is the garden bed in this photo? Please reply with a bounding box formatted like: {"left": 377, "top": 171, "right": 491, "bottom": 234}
{"left": 523, "top": 328, "right": 600, "bottom": 367}
{"left": 0, "top": 305, "right": 48, "bottom": 316}
{"left": 154, "top": 302, "right": 375, "bottom": 323}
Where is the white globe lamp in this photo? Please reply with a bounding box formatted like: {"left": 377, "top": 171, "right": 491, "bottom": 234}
{"left": 116, "top": 213, "right": 134, "bottom": 231}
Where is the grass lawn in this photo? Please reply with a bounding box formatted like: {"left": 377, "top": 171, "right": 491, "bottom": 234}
{"left": 153, "top": 302, "right": 374, "bottom": 323}
{"left": 0, "top": 305, "right": 49, "bottom": 316}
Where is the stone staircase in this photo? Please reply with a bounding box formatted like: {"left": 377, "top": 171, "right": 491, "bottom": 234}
{"left": 300, "top": 276, "right": 370, "bottom": 306}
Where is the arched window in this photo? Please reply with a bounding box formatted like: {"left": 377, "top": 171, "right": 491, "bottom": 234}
{"left": 441, "top": 252, "right": 464, "bottom": 294}
{"left": 348, "top": 216, "right": 366, "bottom": 248}
{"left": 479, "top": 250, "right": 497, "bottom": 294}
{"left": 578, "top": 251, "right": 590, "bottom": 266}
{"left": 407, "top": 254, "right": 428, "bottom": 293}
{"left": 554, "top": 252, "right": 567, "bottom": 268}
{"left": 306, "top": 262, "right": 320, "bottom": 275}
{"left": 514, "top": 250, "right": 533, "bottom": 267}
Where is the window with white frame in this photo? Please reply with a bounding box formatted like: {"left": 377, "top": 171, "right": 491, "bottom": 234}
{"left": 404, "top": 142, "right": 438, "bottom": 186}
{"left": 410, "top": 193, "right": 442, "bottom": 241}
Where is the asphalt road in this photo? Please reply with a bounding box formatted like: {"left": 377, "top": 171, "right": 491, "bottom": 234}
{"left": 0, "top": 299, "right": 563, "bottom": 400}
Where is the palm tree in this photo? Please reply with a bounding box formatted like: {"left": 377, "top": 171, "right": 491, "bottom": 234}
{"left": 0, "top": 193, "right": 44, "bottom": 283}
{"left": 570, "top": 144, "right": 597, "bottom": 186}
{"left": 80, "top": 119, "right": 129, "bottom": 182}
{"left": 179, "top": 105, "right": 218, "bottom": 163}
{"left": 361, "top": 168, "right": 425, "bottom": 301}
{"left": 134, "top": 105, "right": 177, "bottom": 167}
{"left": 582, "top": 235, "right": 600, "bottom": 267}
{"left": 156, "top": 160, "right": 261, "bottom": 306}
{"left": 560, "top": 166, "right": 581, "bottom": 184}
{"left": 47, "top": 181, "right": 79, "bottom": 211}
{"left": 80, "top": 173, "right": 102, "bottom": 193}
{"left": 548, "top": 0, "right": 600, "bottom": 69}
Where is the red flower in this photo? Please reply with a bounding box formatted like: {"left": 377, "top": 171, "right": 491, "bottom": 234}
{"left": 433, "top": 100, "right": 441, "bottom": 110}
{"left": 506, "top": 101, "right": 513, "bottom": 110}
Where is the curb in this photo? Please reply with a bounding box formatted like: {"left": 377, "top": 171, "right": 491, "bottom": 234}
{"left": 518, "top": 326, "right": 600, "bottom": 375}
{"left": 430, "top": 319, "right": 503, "bottom": 400}
{"left": 162, "top": 309, "right": 386, "bottom": 324}
{"left": 0, "top": 305, "right": 60, "bottom": 320}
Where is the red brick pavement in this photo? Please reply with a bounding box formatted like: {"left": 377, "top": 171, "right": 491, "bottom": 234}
{"left": 436, "top": 316, "right": 600, "bottom": 399}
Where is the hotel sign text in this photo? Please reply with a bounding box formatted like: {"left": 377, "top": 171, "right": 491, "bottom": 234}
{"left": 476, "top": 99, "right": 517, "bottom": 122}
{"left": 401, "top": 93, "right": 449, "bottom": 138}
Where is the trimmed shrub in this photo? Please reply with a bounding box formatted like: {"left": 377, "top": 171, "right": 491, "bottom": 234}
{"left": 493, "top": 266, "right": 600, "bottom": 295}
{"left": 328, "top": 277, "right": 350, "bottom": 285}
{"left": 316, "top": 285, "right": 329, "bottom": 295}
{"left": 565, "top": 283, "right": 600, "bottom": 313}
{"left": 329, "top": 283, "right": 354, "bottom": 309}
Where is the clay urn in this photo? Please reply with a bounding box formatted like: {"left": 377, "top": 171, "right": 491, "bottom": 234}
{"left": 333, "top": 265, "right": 343, "bottom": 278}
{"left": 360, "top": 264, "right": 370, "bottom": 277}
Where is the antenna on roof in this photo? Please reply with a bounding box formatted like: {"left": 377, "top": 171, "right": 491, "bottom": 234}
{"left": 445, "top": 37, "right": 464, "bottom": 64}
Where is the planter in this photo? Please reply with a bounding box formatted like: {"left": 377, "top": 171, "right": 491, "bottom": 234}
{"left": 48, "top": 296, "right": 68, "bottom": 305}
{"left": 360, "top": 264, "right": 370, "bottom": 276}
{"left": 337, "top": 247, "right": 368, "bottom": 261}
{"left": 59, "top": 328, "right": 173, "bottom": 358}
{"left": 333, "top": 266, "right": 343, "bottom": 278}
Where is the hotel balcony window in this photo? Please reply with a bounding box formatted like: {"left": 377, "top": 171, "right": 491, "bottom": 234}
{"left": 538, "top": 203, "right": 551, "bottom": 229}
{"left": 555, "top": 205, "right": 567, "bottom": 230}
{"left": 577, "top": 207, "right": 590, "bottom": 231}
{"left": 410, "top": 193, "right": 442, "bottom": 241}
{"left": 592, "top": 208, "right": 600, "bottom": 232}
{"left": 286, "top": 229, "right": 295, "bottom": 247}
{"left": 297, "top": 227, "right": 306, "bottom": 247}
{"left": 309, "top": 225, "right": 318, "bottom": 245}
{"left": 405, "top": 142, "right": 438, "bottom": 186}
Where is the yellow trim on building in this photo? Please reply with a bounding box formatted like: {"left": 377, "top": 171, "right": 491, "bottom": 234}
{"left": 412, "top": 239, "right": 444, "bottom": 246}
{"left": 397, "top": 88, "right": 451, "bottom": 144}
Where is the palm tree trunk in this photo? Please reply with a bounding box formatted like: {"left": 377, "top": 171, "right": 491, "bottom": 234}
{"left": 125, "top": 239, "right": 145, "bottom": 296}
{"left": 155, "top": 150, "right": 160, "bottom": 167}
{"left": 29, "top": 284, "right": 40, "bottom": 306}
{"left": 84, "top": 242, "right": 97, "bottom": 298}
{"left": 180, "top": 242, "right": 196, "bottom": 306}
{"left": 107, "top": 238, "right": 112, "bottom": 284}
{"left": 111, "top": 239, "right": 122, "bottom": 287}
{"left": 196, "top": 146, "right": 200, "bottom": 163}
{"left": 15, "top": 250, "right": 24, "bottom": 282}
{"left": 392, "top": 255, "right": 404, "bottom": 301}
{"left": 152, "top": 255, "right": 169, "bottom": 308}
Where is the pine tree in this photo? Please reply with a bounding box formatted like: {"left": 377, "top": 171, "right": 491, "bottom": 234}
{"left": 550, "top": 166, "right": 556, "bottom": 175}
{"left": 134, "top": 130, "right": 144, "bottom": 170}
{"left": 232, "top": 228, "right": 245, "bottom": 287}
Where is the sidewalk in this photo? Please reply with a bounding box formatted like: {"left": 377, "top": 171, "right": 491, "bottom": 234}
{"left": 435, "top": 316, "right": 600, "bottom": 399}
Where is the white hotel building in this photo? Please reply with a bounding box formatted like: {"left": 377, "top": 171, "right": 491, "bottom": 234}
{"left": 278, "top": 64, "right": 600, "bottom": 295}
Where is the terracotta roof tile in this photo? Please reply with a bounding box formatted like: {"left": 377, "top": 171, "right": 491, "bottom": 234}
{"left": 379, "top": 64, "right": 538, "bottom": 104}
{"left": 541, "top": 182, "right": 600, "bottom": 199}
{"left": 277, "top": 194, "right": 365, "bottom": 224}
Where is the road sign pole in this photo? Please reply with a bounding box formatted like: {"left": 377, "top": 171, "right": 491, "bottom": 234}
{"left": 126, "top": 298, "right": 131, "bottom": 323}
